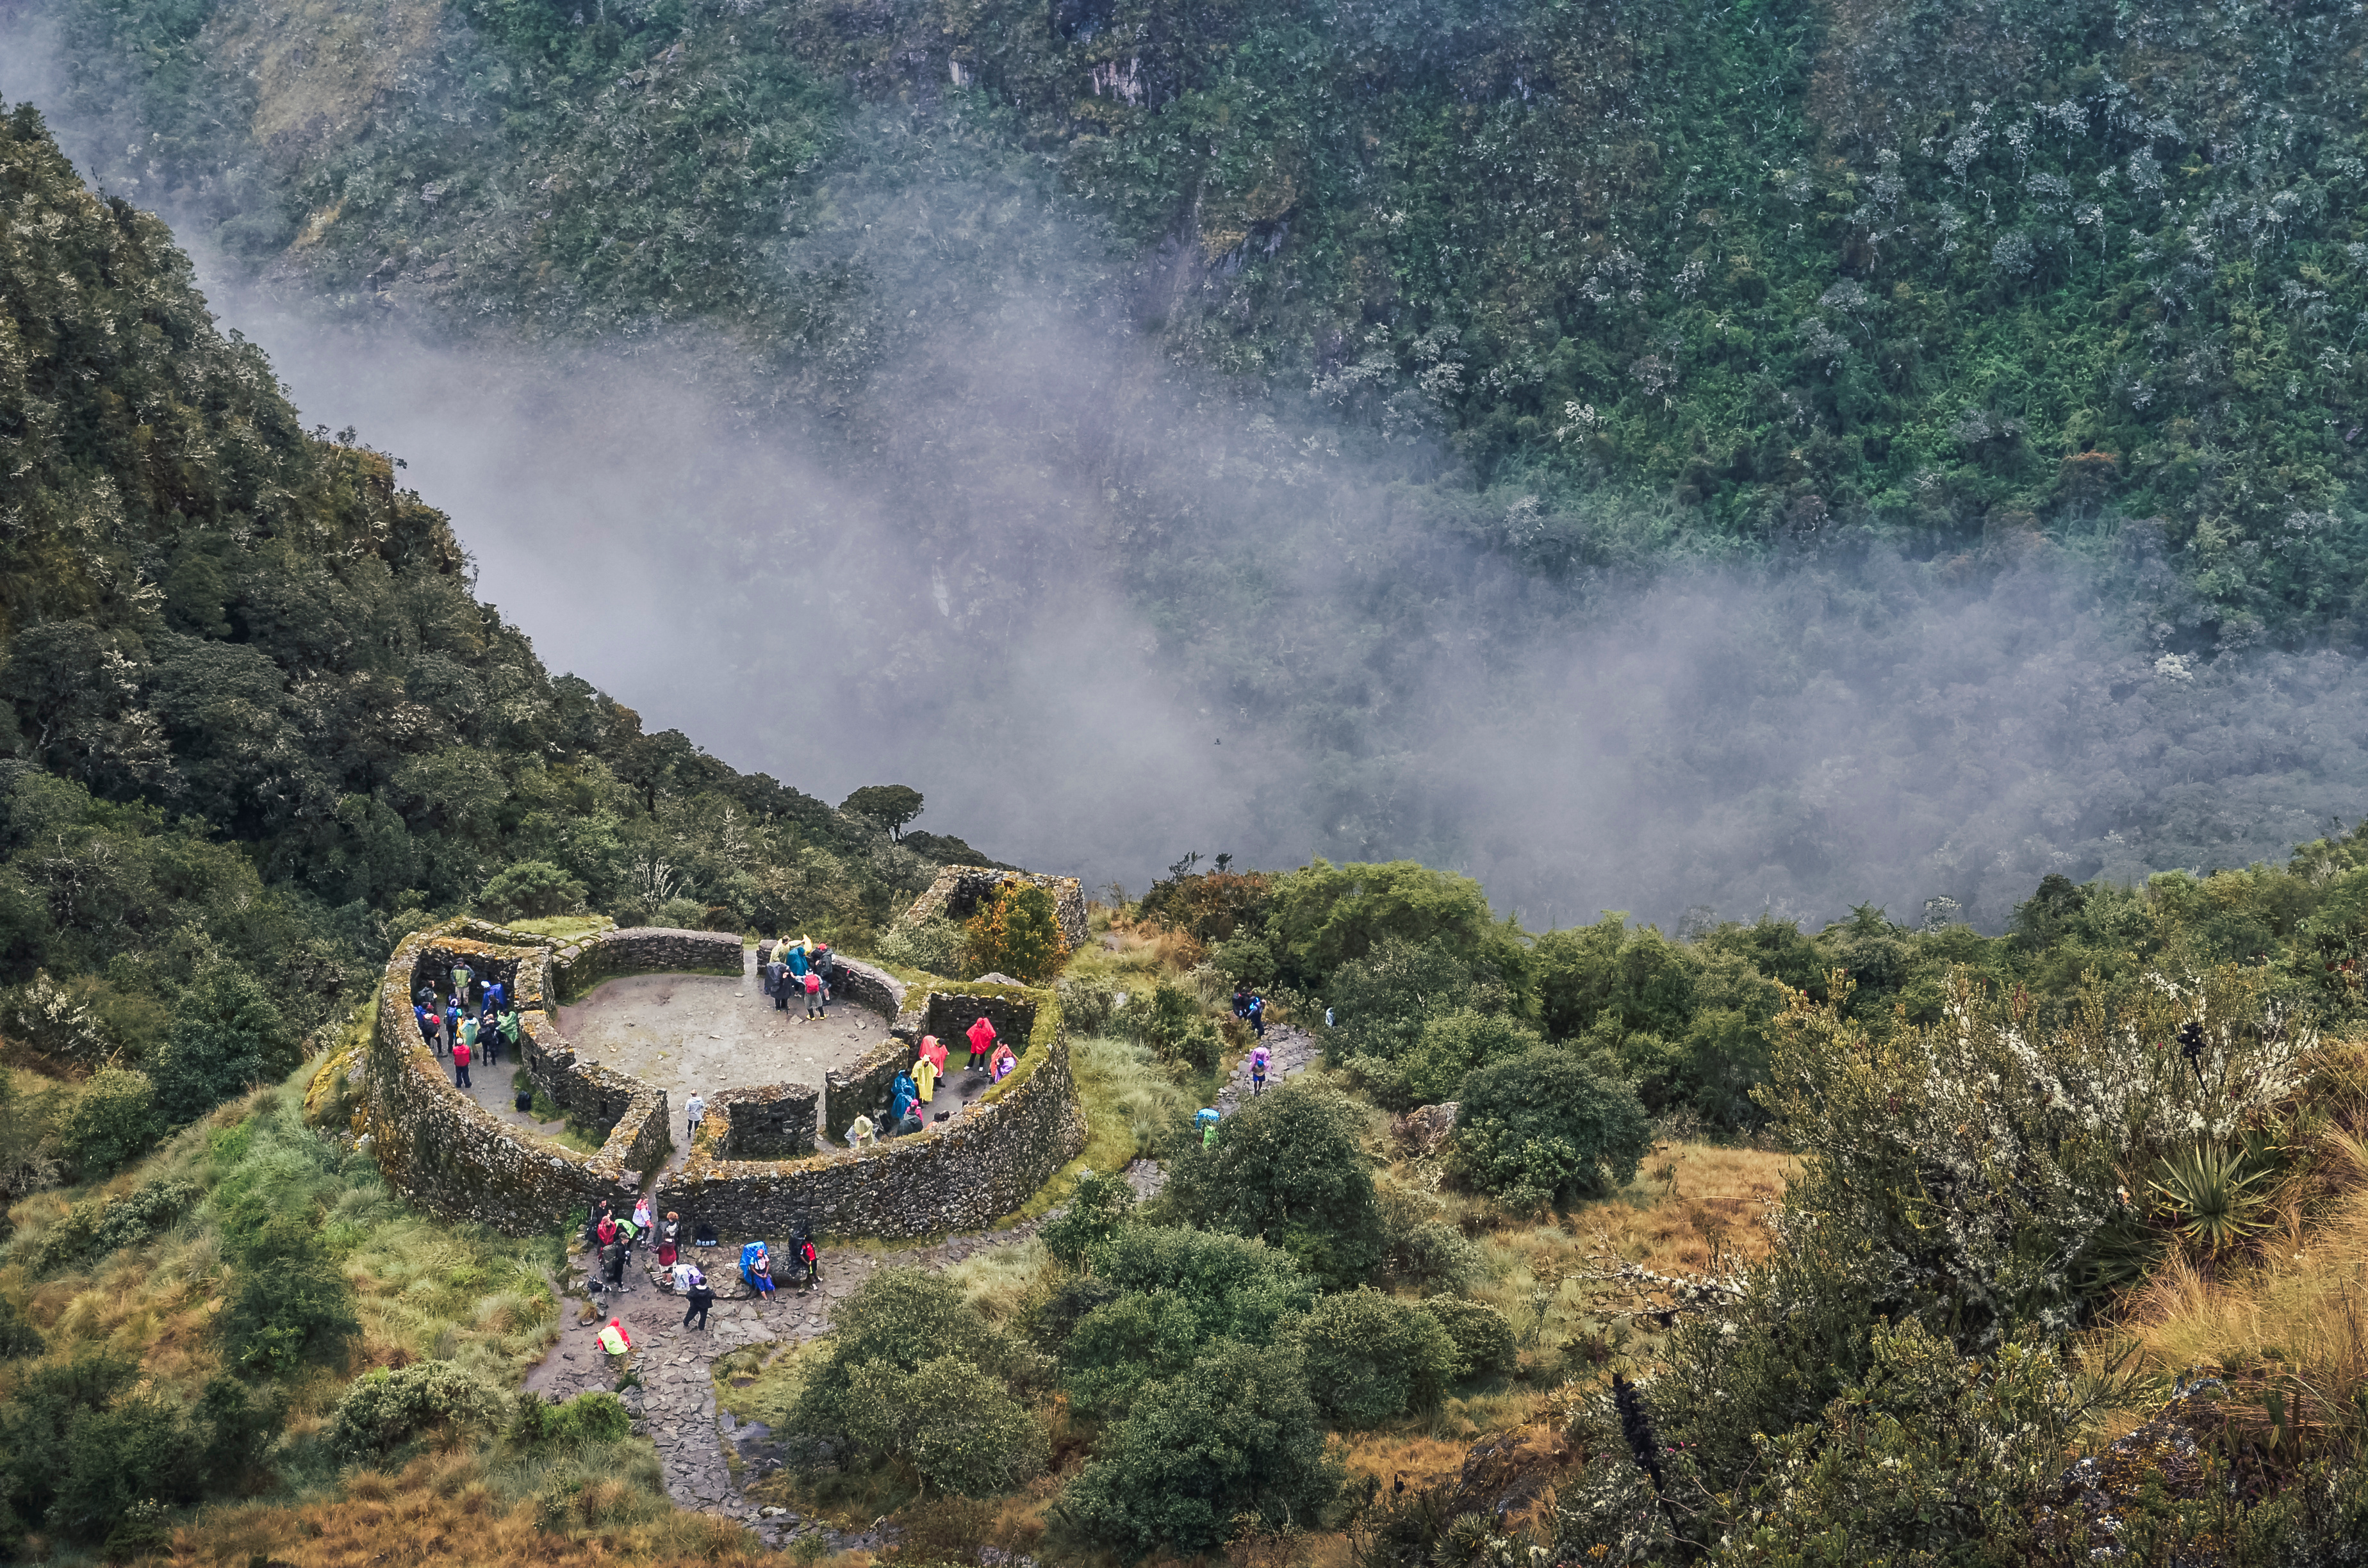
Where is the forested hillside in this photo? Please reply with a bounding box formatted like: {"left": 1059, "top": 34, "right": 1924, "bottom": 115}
{"left": 0, "top": 98, "right": 991, "bottom": 1123}
{"left": 25, "top": 0, "right": 2368, "bottom": 644}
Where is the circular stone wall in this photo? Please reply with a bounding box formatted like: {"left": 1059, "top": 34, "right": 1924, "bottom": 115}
{"left": 365, "top": 919, "right": 1083, "bottom": 1240}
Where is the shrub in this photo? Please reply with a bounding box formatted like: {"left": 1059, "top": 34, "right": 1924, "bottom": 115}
{"left": 1357, "top": 1007, "right": 1543, "bottom": 1110}
{"left": 477, "top": 859, "right": 588, "bottom": 921}
{"left": 791, "top": 1269, "right": 1024, "bottom": 1446}
{"left": 151, "top": 963, "right": 293, "bottom": 1124}
{"left": 22, "top": 1176, "right": 197, "bottom": 1274}
{"left": 1040, "top": 1167, "right": 1137, "bottom": 1267}
{"left": 224, "top": 1215, "right": 360, "bottom": 1374}
{"left": 844, "top": 1355, "right": 1047, "bottom": 1496}
{"left": 1424, "top": 1298, "right": 1515, "bottom": 1381}
{"left": 509, "top": 1390, "right": 632, "bottom": 1448}
{"left": 1053, "top": 974, "right": 1120, "bottom": 1036}
{"left": 1377, "top": 1189, "right": 1483, "bottom": 1292}
{"left": 52, "top": 1068, "right": 160, "bottom": 1180}
{"left": 1053, "top": 1225, "right": 1315, "bottom": 1415}
{"left": 878, "top": 915, "right": 964, "bottom": 975}
{"left": 962, "top": 881, "right": 1070, "bottom": 983}
{"left": 1450, "top": 1049, "right": 1650, "bottom": 1214}
{"left": 1163, "top": 1079, "right": 1384, "bottom": 1287}
{"left": 0, "top": 1351, "right": 138, "bottom": 1537}
{"left": 1059, "top": 1341, "right": 1341, "bottom": 1556}
{"left": 51, "top": 1391, "right": 204, "bottom": 1542}
{"left": 1263, "top": 860, "right": 1528, "bottom": 997}
{"left": 1131, "top": 981, "right": 1222, "bottom": 1072}
{"left": 0, "top": 1294, "right": 42, "bottom": 1360}
{"left": 329, "top": 1362, "right": 500, "bottom": 1460}
{"left": 1286, "top": 1289, "right": 1457, "bottom": 1426}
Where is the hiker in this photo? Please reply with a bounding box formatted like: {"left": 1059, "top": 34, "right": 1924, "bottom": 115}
{"left": 495, "top": 1005, "right": 522, "bottom": 1065}
{"left": 681, "top": 1267, "right": 714, "bottom": 1330}
{"left": 797, "top": 1234, "right": 819, "bottom": 1290}
{"left": 889, "top": 1071, "right": 919, "bottom": 1129}
{"left": 786, "top": 939, "right": 809, "bottom": 993}
{"left": 596, "top": 1210, "right": 619, "bottom": 1250}
{"left": 1232, "top": 984, "right": 1250, "bottom": 1019}
{"left": 767, "top": 952, "right": 790, "bottom": 1011}
{"left": 416, "top": 982, "right": 438, "bottom": 1009}
{"left": 847, "top": 1113, "right": 876, "bottom": 1150}
{"left": 811, "top": 942, "right": 834, "bottom": 1002}
{"left": 601, "top": 1237, "right": 627, "bottom": 1291}
{"left": 451, "top": 960, "right": 475, "bottom": 1008}
{"left": 633, "top": 1195, "right": 655, "bottom": 1234}
{"left": 1325, "top": 1006, "right": 1336, "bottom": 1029}
{"left": 457, "top": 1010, "right": 480, "bottom": 1059}
{"left": 415, "top": 1000, "right": 439, "bottom": 1050}
{"left": 686, "top": 1090, "right": 706, "bottom": 1145}
{"left": 803, "top": 969, "right": 825, "bottom": 1019}
{"left": 452, "top": 1035, "right": 473, "bottom": 1088}
{"left": 672, "top": 1255, "right": 697, "bottom": 1293}
{"left": 1247, "top": 993, "right": 1266, "bottom": 1040}
{"left": 988, "top": 1040, "right": 1017, "bottom": 1083}
{"left": 1249, "top": 1041, "right": 1269, "bottom": 1095}
{"left": 656, "top": 1230, "right": 678, "bottom": 1273}
{"left": 911, "top": 1039, "right": 942, "bottom": 1106}
{"left": 484, "top": 976, "right": 507, "bottom": 1013}
{"left": 966, "top": 1015, "right": 997, "bottom": 1070}
{"left": 741, "top": 1241, "right": 777, "bottom": 1302}
{"left": 662, "top": 1211, "right": 681, "bottom": 1248}
{"left": 586, "top": 1199, "right": 613, "bottom": 1252}
{"left": 441, "top": 997, "right": 459, "bottom": 1056}
{"left": 1197, "top": 1107, "right": 1221, "bottom": 1148}
{"left": 597, "top": 1316, "right": 632, "bottom": 1372}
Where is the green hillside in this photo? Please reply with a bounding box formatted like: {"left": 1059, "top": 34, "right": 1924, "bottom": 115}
{"left": 30, "top": 0, "right": 2368, "bottom": 644}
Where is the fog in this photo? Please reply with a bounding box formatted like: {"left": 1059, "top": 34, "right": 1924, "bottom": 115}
{"left": 8, "top": 39, "right": 2366, "bottom": 933}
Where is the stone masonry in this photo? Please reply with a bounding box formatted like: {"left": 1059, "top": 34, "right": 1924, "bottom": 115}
{"left": 904, "top": 865, "right": 1088, "bottom": 951}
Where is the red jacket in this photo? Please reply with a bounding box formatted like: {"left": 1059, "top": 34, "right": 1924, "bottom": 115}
{"left": 967, "top": 1017, "right": 997, "bottom": 1053}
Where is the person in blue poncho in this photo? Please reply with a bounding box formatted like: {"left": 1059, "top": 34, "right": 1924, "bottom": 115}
{"left": 887, "top": 1072, "right": 920, "bottom": 1132}
{"left": 739, "top": 1241, "right": 777, "bottom": 1302}
{"left": 1196, "top": 1107, "right": 1221, "bottom": 1148}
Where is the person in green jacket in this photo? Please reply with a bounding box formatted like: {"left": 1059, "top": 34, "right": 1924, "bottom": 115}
{"left": 495, "top": 1006, "right": 523, "bottom": 1065}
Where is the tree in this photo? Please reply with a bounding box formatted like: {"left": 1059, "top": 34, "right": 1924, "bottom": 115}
{"left": 1450, "top": 1049, "right": 1650, "bottom": 1214}
{"left": 1059, "top": 1341, "right": 1342, "bottom": 1556}
{"left": 843, "top": 1355, "right": 1046, "bottom": 1496}
{"left": 1287, "top": 1289, "right": 1457, "bottom": 1427}
{"left": 1163, "top": 1079, "right": 1383, "bottom": 1287}
{"left": 841, "top": 784, "right": 925, "bottom": 838}
{"left": 1263, "top": 860, "right": 1531, "bottom": 999}
{"left": 151, "top": 965, "right": 291, "bottom": 1125}
{"left": 962, "top": 881, "right": 1071, "bottom": 983}
{"left": 477, "top": 859, "right": 588, "bottom": 921}
{"left": 224, "top": 1216, "right": 360, "bottom": 1375}
{"left": 51, "top": 1068, "right": 158, "bottom": 1182}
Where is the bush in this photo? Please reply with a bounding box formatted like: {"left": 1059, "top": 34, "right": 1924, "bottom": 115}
{"left": 0, "top": 1351, "right": 138, "bottom": 1539}
{"left": 0, "top": 1294, "right": 42, "bottom": 1360}
{"left": 1053, "top": 974, "right": 1120, "bottom": 1036}
{"left": 1357, "top": 1007, "right": 1543, "bottom": 1110}
{"left": 1263, "top": 860, "right": 1529, "bottom": 997}
{"left": 50, "top": 1391, "right": 206, "bottom": 1542}
{"left": 844, "top": 1355, "right": 1047, "bottom": 1496}
{"left": 329, "top": 1362, "right": 500, "bottom": 1460}
{"left": 1376, "top": 1188, "right": 1483, "bottom": 1292}
{"left": 1163, "top": 1079, "right": 1385, "bottom": 1287}
{"left": 1059, "top": 1341, "right": 1341, "bottom": 1556}
{"left": 477, "top": 859, "right": 588, "bottom": 921}
{"left": 1450, "top": 1049, "right": 1650, "bottom": 1214}
{"left": 1286, "top": 1289, "right": 1457, "bottom": 1427}
{"left": 962, "top": 881, "right": 1070, "bottom": 983}
{"left": 22, "top": 1176, "right": 197, "bottom": 1274}
{"left": 791, "top": 1269, "right": 1026, "bottom": 1448}
{"left": 1424, "top": 1298, "right": 1515, "bottom": 1381}
{"left": 510, "top": 1390, "right": 632, "bottom": 1448}
{"left": 1052, "top": 1225, "right": 1315, "bottom": 1415}
{"left": 1131, "top": 981, "right": 1222, "bottom": 1072}
{"left": 52, "top": 1068, "right": 160, "bottom": 1181}
{"left": 151, "top": 963, "right": 292, "bottom": 1125}
{"left": 224, "top": 1215, "right": 359, "bottom": 1374}
{"left": 1039, "top": 1167, "right": 1137, "bottom": 1267}
{"left": 878, "top": 915, "right": 965, "bottom": 975}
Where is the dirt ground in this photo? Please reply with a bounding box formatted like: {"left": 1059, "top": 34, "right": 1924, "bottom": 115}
{"left": 553, "top": 952, "right": 896, "bottom": 1159}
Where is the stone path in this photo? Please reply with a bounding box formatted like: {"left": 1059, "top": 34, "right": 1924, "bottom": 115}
{"left": 526, "top": 1219, "right": 1048, "bottom": 1552}
{"left": 1213, "top": 1022, "right": 1319, "bottom": 1115}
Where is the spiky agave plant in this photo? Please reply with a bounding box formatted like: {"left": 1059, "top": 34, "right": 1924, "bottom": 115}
{"left": 2149, "top": 1142, "right": 2273, "bottom": 1254}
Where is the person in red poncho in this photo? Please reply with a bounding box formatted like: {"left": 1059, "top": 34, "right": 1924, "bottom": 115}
{"left": 965, "top": 1015, "right": 996, "bottom": 1070}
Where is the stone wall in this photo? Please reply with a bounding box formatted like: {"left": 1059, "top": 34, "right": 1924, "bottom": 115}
{"left": 553, "top": 927, "right": 744, "bottom": 999}
{"left": 919, "top": 992, "right": 1040, "bottom": 1059}
{"left": 753, "top": 945, "right": 906, "bottom": 1024}
{"left": 369, "top": 926, "right": 664, "bottom": 1234}
{"left": 712, "top": 1083, "right": 819, "bottom": 1159}
{"left": 825, "top": 1038, "right": 914, "bottom": 1143}
{"left": 661, "top": 1031, "right": 1087, "bottom": 1242}
{"left": 905, "top": 866, "right": 1088, "bottom": 951}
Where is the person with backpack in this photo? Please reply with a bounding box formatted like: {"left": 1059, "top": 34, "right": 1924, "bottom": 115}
{"left": 601, "top": 1237, "right": 627, "bottom": 1293}
{"left": 1197, "top": 1107, "right": 1221, "bottom": 1147}
{"left": 786, "top": 940, "right": 809, "bottom": 990}
{"left": 415, "top": 1000, "right": 439, "bottom": 1050}
{"left": 680, "top": 1267, "right": 714, "bottom": 1330}
{"left": 597, "top": 1316, "right": 632, "bottom": 1373}
{"left": 740, "top": 1241, "right": 776, "bottom": 1303}
{"left": 988, "top": 1040, "right": 1017, "bottom": 1084}
{"left": 966, "top": 1015, "right": 997, "bottom": 1070}
{"left": 810, "top": 943, "right": 834, "bottom": 1002}
{"left": 803, "top": 969, "right": 825, "bottom": 1019}
{"left": 1249, "top": 1041, "right": 1269, "bottom": 1095}
{"left": 457, "top": 1010, "right": 480, "bottom": 1060}
{"left": 1247, "top": 993, "right": 1267, "bottom": 1040}
{"left": 495, "top": 1005, "right": 522, "bottom": 1065}
{"left": 441, "top": 997, "right": 460, "bottom": 1056}
{"left": 797, "top": 1235, "right": 819, "bottom": 1291}
{"left": 452, "top": 1034, "right": 473, "bottom": 1088}
{"left": 888, "top": 1072, "right": 919, "bottom": 1129}
{"left": 767, "top": 951, "right": 791, "bottom": 1011}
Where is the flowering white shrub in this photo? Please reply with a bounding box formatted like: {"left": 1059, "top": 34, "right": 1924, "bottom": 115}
{"left": 1759, "top": 967, "right": 2309, "bottom": 1342}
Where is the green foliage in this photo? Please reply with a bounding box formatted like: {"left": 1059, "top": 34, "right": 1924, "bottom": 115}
{"left": 1130, "top": 981, "right": 1224, "bottom": 1073}
{"left": 790, "top": 1268, "right": 1030, "bottom": 1456}
{"left": 327, "top": 1361, "right": 501, "bottom": 1461}
{"left": 2148, "top": 1139, "right": 2276, "bottom": 1255}
{"left": 223, "top": 1214, "right": 361, "bottom": 1375}
{"left": 0, "top": 1295, "right": 44, "bottom": 1360}
{"left": 1286, "top": 1289, "right": 1456, "bottom": 1428}
{"left": 1266, "top": 862, "right": 1528, "bottom": 999}
{"left": 509, "top": 1390, "right": 634, "bottom": 1449}
{"left": 151, "top": 963, "right": 296, "bottom": 1126}
{"left": 1449, "top": 1049, "right": 1651, "bottom": 1214}
{"left": 1383, "top": 1008, "right": 1545, "bottom": 1111}
{"left": 962, "top": 881, "right": 1071, "bottom": 984}
{"left": 1164, "top": 1079, "right": 1385, "bottom": 1288}
{"left": 1058, "top": 1341, "right": 1342, "bottom": 1556}
{"left": 876, "top": 916, "right": 964, "bottom": 976}
{"left": 51, "top": 1068, "right": 161, "bottom": 1181}
{"left": 1049, "top": 1225, "right": 1315, "bottom": 1416}
{"left": 843, "top": 1355, "right": 1047, "bottom": 1496}
{"left": 476, "top": 860, "right": 588, "bottom": 922}
{"left": 49, "top": 1389, "right": 208, "bottom": 1542}
{"left": 20, "top": 1176, "right": 198, "bottom": 1275}
{"left": 1422, "top": 1298, "right": 1514, "bottom": 1382}
{"left": 841, "top": 785, "right": 925, "bottom": 838}
{"left": 0, "top": 1350, "right": 139, "bottom": 1543}
{"left": 1039, "top": 1166, "right": 1137, "bottom": 1268}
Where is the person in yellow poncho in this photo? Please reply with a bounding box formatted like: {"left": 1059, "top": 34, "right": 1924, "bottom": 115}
{"left": 597, "top": 1316, "right": 632, "bottom": 1374}
{"left": 911, "top": 1042, "right": 940, "bottom": 1107}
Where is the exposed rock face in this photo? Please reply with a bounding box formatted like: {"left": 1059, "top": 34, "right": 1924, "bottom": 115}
{"left": 1393, "top": 1101, "right": 1460, "bottom": 1157}
{"left": 904, "top": 866, "right": 1088, "bottom": 949}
